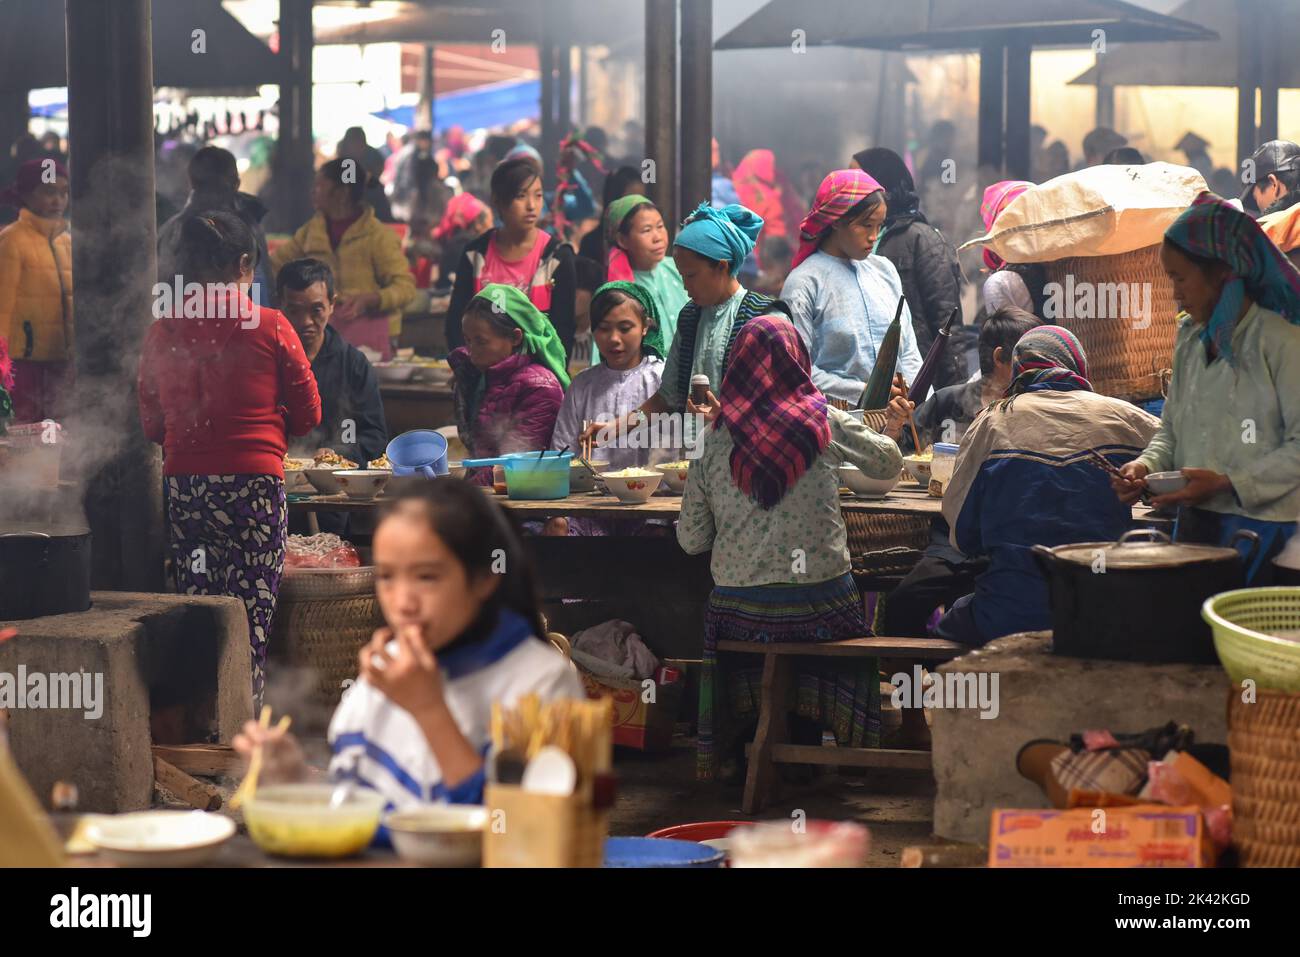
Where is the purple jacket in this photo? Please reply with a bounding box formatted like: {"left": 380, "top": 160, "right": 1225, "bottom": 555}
{"left": 449, "top": 348, "right": 563, "bottom": 485}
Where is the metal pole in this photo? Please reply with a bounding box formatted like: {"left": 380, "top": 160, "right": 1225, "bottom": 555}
{"left": 1004, "top": 40, "right": 1032, "bottom": 181}
{"left": 679, "top": 0, "right": 712, "bottom": 222}
{"left": 65, "top": 0, "right": 163, "bottom": 590}
{"left": 419, "top": 44, "right": 436, "bottom": 132}
{"left": 1258, "top": 6, "right": 1278, "bottom": 143}
{"left": 275, "top": 0, "right": 314, "bottom": 231}
{"left": 1237, "top": 2, "right": 1258, "bottom": 165}
{"left": 645, "top": 0, "right": 678, "bottom": 225}
{"left": 557, "top": 46, "right": 572, "bottom": 141}
{"left": 539, "top": 36, "right": 557, "bottom": 188}
{"left": 977, "top": 42, "right": 1005, "bottom": 176}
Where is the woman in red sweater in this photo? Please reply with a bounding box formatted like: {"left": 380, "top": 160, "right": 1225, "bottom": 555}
{"left": 138, "top": 211, "right": 321, "bottom": 701}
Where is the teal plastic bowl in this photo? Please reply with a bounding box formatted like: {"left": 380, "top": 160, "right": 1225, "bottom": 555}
{"left": 501, "top": 452, "right": 572, "bottom": 500}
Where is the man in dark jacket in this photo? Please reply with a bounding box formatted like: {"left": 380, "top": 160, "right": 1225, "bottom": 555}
{"left": 1241, "top": 139, "right": 1300, "bottom": 217}
{"left": 854, "top": 147, "right": 965, "bottom": 391}
{"left": 157, "top": 146, "right": 277, "bottom": 306}
{"left": 277, "top": 258, "right": 388, "bottom": 468}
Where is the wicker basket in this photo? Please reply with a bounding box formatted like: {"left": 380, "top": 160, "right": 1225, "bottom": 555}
{"left": 269, "top": 567, "right": 384, "bottom": 710}
{"left": 1227, "top": 686, "right": 1300, "bottom": 867}
{"left": 845, "top": 511, "right": 930, "bottom": 556}
{"left": 1040, "top": 244, "right": 1177, "bottom": 401}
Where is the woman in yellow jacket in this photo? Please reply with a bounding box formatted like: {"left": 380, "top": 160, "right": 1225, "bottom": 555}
{"left": 0, "top": 159, "right": 72, "bottom": 423}
{"left": 270, "top": 159, "right": 415, "bottom": 361}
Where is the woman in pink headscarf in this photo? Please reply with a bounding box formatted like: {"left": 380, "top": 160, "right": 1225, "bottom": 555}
{"left": 979, "top": 180, "right": 1032, "bottom": 271}
{"left": 780, "top": 169, "right": 924, "bottom": 405}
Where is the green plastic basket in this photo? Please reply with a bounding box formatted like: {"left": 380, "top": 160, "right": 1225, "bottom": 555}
{"left": 1202, "top": 588, "right": 1300, "bottom": 693}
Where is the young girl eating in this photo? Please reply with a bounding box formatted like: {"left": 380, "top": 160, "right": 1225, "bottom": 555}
{"left": 603, "top": 196, "right": 688, "bottom": 350}
{"left": 449, "top": 283, "right": 570, "bottom": 485}
{"left": 234, "top": 479, "right": 584, "bottom": 809}
{"left": 552, "top": 281, "right": 665, "bottom": 470}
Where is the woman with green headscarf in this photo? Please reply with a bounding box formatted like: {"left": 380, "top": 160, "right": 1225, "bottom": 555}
{"left": 1113, "top": 192, "right": 1300, "bottom": 583}
{"left": 603, "top": 195, "right": 689, "bottom": 350}
{"left": 449, "top": 283, "right": 570, "bottom": 485}
{"left": 552, "top": 280, "right": 665, "bottom": 470}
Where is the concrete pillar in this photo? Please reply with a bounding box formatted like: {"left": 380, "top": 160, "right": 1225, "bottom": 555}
{"left": 1004, "top": 40, "right": 1031, "bottom": 181}
{"left": 272, "top": 0, "right": 314, "bottom": 232}
{"left": 977, "top": 42, "right": 1005, "bottom": 175}
{"left": 65, "top": 0, "right": 164, "bottom": 591}
{"left": 418, "top": 43, "right": 436, "bottom": 133}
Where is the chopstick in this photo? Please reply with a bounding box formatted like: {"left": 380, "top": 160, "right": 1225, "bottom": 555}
{"left": 1086, "top": 448, "right": 1125, "bottom": 480}
{"left": 229, "top": 706, "right": 291, "bottom": 810}
{"left": 904, "top": 404, "right": 923, "bottom": 453}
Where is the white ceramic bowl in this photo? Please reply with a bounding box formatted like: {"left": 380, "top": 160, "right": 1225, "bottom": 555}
{"left": 654, "top": 462, "right": 692, "bottom": 494}
{"left": 901, "top": 455, "right": 932, "bottom": 486}
{"left": 385, "top": 805, "right": 488, "bottom": 867}
{"left": 418, "top": 366, "right": 454, "bottom": 387}
{"left": 333, "top": 469, "right": 390, "bottom": 500}
{"left": 304, "top": 468, "right": 345, "bottom": 495}
{"left": 1145, "top": 470, "right": 1188, "bottom": 495}
{"left": 85, "top": 811, "right": 235, "bottom": 868}
{"left": 839, "top": 464, "right": 899, "bottom": 498}
{"left": 601, "top": 470, "right": 663, "bottom": 503}
{"left": 374, "top": 362, "right": 418, "bottom": 383}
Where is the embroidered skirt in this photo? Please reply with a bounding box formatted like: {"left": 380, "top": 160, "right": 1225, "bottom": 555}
{"left": 698, "top": 572, "right": 880, "bottom": 781}
{"left": 165, "top": 474, "right": 288, "bottom": 702}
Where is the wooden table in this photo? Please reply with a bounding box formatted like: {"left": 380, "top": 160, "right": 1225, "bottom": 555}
{"left": 379, "top": 381, "right": 455, "bottom": 436}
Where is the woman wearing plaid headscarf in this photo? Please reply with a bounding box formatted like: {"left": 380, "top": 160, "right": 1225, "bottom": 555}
{"left": 677, "top": 315, "right": 905, "bottom": 783}
{"left": 780, "top": 169, "right": 924, "bottom": 404}
{"left": 1113, "top": 192, "right": 1300, "bottom": 583}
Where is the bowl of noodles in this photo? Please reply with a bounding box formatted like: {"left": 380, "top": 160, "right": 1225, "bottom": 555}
{"left": 601, "top": 467, "right": 663, "bottom": 504}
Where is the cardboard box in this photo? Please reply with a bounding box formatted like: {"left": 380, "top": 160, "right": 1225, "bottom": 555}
{"left": 577, "top": 669, "right": 684, "bottom": 752}
{"left": 988, "top": 805, "right": 1214, "bottom": 868}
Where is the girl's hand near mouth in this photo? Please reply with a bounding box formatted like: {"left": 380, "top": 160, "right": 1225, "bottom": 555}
{"left": 359, "top": 624, "right": 447, "bottom": 720}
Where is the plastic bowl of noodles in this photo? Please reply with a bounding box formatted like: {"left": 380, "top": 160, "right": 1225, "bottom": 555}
{"left": 243, "top": 784, "right": 385, "bottom": 859}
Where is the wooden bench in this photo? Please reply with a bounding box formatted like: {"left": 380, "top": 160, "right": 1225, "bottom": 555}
{"left": 716, "top": 636, "right": 970, "bottom": 813}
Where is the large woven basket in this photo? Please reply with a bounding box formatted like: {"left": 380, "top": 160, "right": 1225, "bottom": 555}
{"left": 269, "top": 567, "right": 384, "bottom": 711}
{"left": 1041, "top": 244, "right": 1177, "bottom": 401}
{"left": 1227, "top": 686, "right": 1300, "bottom": 867}
{"left": 845, "top": 511, "right": 930, "bottom": 556}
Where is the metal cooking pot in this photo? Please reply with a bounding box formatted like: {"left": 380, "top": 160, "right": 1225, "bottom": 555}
{"left": 1031, "top": 528, "right": 1258, "bottom": 664}
{"left": 0, "top": 525, "right": 92, "bottom": 620}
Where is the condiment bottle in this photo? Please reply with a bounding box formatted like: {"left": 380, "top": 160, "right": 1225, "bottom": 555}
{"left": 690, "top": 375, "right": 711, "bottom": 407}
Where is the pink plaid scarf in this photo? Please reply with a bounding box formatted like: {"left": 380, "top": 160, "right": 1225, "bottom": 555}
{"left": 792, "top": 169, "right": 884, "bottom": 269}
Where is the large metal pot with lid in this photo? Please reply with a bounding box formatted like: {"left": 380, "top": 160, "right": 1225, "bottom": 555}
{"left": 0, "top": 523, "right": 92, "bottom": 620}
{"left": 1031, "top": 529, "right": 1259, "bottom": 664}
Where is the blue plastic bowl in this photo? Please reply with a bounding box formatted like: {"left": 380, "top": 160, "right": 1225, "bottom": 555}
{"left": 602, "top": 836, "right": 725, "bottom": 868}
{"left": 386, "top": 430, "right": 449, "bottom": 478}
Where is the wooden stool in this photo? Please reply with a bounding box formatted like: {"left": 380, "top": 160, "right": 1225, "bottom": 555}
{"left": 716, "top": 636, "right": 969, "bottom": 813}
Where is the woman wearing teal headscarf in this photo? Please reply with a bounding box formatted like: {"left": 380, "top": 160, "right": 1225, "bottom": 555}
{"left": 578, "top": 202, "right": 792, "bottom": 453}
{"left": 449, "top": 283, "right": 569, "bottom": 485}
{"left": 1113, "top": 192, "right": 1300, "bottom": 583}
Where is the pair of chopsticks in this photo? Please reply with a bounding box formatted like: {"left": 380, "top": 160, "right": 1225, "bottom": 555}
{"left": 229, "top": 705, "right": 291, "bottom": 810}
{"left": 1086, "top": 448, "right": 1125, "bottom": 480}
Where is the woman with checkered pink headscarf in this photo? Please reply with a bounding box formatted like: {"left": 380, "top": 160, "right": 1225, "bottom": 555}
{"left": 780, "top": 169, "right": 924, "bottom": 405}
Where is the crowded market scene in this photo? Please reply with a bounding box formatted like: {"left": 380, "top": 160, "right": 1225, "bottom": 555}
{"left": 0, "top": 0, "right": 1296, "bottom": 928}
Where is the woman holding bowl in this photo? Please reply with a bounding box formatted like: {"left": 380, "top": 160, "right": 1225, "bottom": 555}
{"left": 1113, "top": 193, "right": 1300, "bottom": 583}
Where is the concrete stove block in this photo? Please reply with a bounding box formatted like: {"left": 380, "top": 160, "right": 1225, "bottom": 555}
{"left": 0, "top": 592, "right": 252, "bottom": 812}
{"left": 929, "top": 632, "right": 1230, "bottom": 844}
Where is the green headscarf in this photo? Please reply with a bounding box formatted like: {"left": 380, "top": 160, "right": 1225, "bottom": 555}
{"left": 471, "top": 283, "right": 571, "bottom": 388}
{"left": 604, "top": 194, "right": 651, "bottom": 242}
{"left": 591, "top": 280, "right": 665, "bottom": 359}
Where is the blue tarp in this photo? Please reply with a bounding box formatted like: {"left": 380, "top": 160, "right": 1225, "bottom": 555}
{"left": 372, "top": 79, "right": 540, "bottom": 133}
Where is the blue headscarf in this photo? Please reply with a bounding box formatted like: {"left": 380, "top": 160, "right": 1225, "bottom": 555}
{"left": 673, "top": 202, "right": 763, "bottom": 276}
{"left": 1164, "top": 192, "right": 1300, "bottom": 363}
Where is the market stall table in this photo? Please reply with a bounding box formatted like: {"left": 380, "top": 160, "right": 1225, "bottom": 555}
{"left": 288, "top": 488, "right": 1168, "bottom": 659}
